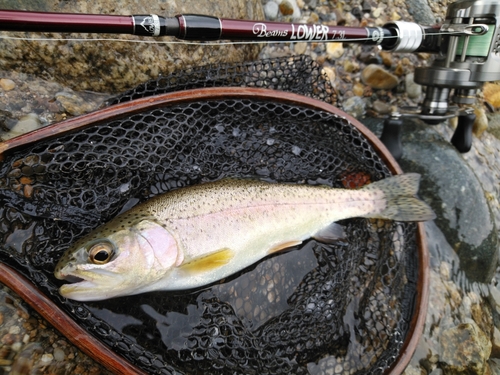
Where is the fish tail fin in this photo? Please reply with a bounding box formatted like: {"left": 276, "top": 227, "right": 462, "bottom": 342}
{"left": 363, "top": 173, "right": 436, "bottom": 222}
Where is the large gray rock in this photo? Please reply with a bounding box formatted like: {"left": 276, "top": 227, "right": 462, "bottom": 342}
{"left": 0, "top": 0, "right": 263, "bottom": 93}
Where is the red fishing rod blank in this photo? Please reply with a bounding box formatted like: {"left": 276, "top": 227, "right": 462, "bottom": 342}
{"left": 0, "top": 9, "right": 441, "bottom": 53}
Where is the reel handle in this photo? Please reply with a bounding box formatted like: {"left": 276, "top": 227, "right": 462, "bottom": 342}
{"left": 380, "top": 116, "right": 403, "bottom": 160}
{"left": 450, "top": 111, "right": 475, "bottom": 153}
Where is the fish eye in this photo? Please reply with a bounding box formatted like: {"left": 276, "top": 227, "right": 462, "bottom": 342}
{"left": 88, "top": 243, "right": 114, "bottom": 264}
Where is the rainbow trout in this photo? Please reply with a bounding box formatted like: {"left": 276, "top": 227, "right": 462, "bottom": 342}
{"left": 54, "top": 174, "right": 434, "bottom": 301}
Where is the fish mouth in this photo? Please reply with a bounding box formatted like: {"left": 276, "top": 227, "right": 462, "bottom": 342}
{"left": 54, "top": 267, "right": 86, "bottom": 283}
{"left": 57, "top": 272, "right": 98, "bottom": 290}
{"left": 55, "top": 267, "right": 119, "bottom": 288}
{"left": 54, "top": 267, "right": 98, "bottom": 286}
{"left": 56, "top": 268, "right": 124, "bottom": 301}
{"left": 62, "top": 275, "right": 85, "bottom": 283}
{"left": 56, "top": 269, "right": 103, "bottom": 300}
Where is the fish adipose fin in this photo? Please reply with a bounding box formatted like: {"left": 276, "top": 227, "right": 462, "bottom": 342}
{"left": 180, "top": 248, "right": 235, "bottom": 273}
{"left": 364, "top": 173, "right": 436, "bottom": 222}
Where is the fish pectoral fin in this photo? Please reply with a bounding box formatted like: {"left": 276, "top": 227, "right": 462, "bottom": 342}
{"left": 267, "top": 240, "right": 303, "bottom": 255}
{"left": 313, "top": 222, "right": 347, "bottom": 244}
{"left": 180, "top": 248, "right": 235, "bottom": 273}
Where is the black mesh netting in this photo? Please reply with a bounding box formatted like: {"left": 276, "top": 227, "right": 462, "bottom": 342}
{"left": 0, "top": 56, "right": 420, "bottom": 374}
{"left": 106, "top": 55, "right": 337, "bottom": 107}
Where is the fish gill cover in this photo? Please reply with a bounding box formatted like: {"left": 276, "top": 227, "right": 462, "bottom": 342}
{"left": 0, "top": 56, "right": 420, "bottom": 374}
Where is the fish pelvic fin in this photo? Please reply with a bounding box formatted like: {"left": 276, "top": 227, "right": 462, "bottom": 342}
{"left": 267, "top": 240, "right": 303, "bottom": 255}
{"left": 363, "top": 173, "right": 436, "bottom": 222}
{"left": 180, "top": 248, "right": 235, "bottom": 273}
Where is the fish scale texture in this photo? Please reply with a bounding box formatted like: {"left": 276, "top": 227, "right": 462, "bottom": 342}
{"left": 0, "top": 56, "right": 420, "bottom": 374}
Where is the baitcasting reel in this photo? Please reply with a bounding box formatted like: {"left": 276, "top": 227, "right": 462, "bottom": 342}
{"left": 380, "top": 0, "right": 500, "bottom": 158}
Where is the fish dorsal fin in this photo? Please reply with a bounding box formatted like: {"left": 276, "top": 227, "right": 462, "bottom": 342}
{"left": 180, "top": 248, "right": 235, "bottom": 274}
{"left": 267, "top": 240, "right": 303, "bottom": 255}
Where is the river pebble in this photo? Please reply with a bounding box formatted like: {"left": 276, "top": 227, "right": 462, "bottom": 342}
{"left": 405, "top": 73, "right": 422, "bottom": 99}
{"left": 277, "top": 0, "right": 301, "bottom": 18}
{"left": 361, "top": 64, "right": 399, "bottom": 90}
{"left": 326, "top": 43, "right": 345, "bottom": 60}
{"left": 264, "top": 1, "right": 280, "bottom": 20}
{"left": 53, "top": 347, "right": 66, "bottom": 362}
{"left": 40, "top": 353, "right": 53, "bottom": 365}
{"left": 1, "top": 113, "right": 41, "bottom": 141}
{"left": 440, "top": 322, "right": 492, "bottom": 375}
{"left": 55, "top": 90, "right": 98, "bottom": 116}
{"left": 0, "top": 285, "right": 112, "bottom": 374}
{"left": 342, "top": 96, "right": 366, "bottom": 118}
{"left": 0, "top": 78, "right": 15, "bottom": 91}
{"left": 473, "top": 105, "right": 489, "bottom": 137}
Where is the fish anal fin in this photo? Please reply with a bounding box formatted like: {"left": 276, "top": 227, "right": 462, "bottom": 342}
{"left": 181, "top": 248, "right": 235, "bottom": 273}
{"left": 267, "top": 240, "right": 302, "bottom": 255}
{"left": 313, "top": 222, "right": 347, "bottom": 244}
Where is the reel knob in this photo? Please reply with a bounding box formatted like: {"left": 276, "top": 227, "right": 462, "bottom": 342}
{"left": 450, "top": 110, "right": 476, "bottom": 153}
{"left": 380, "top": 115, "right": 403, "bottom": 160}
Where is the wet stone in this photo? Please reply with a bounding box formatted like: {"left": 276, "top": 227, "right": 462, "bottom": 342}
{"left": 406, "top": 0, "right": 436, "bottom": 24}
{"left": 0, "top": 79, "right": 15, "bottom": 91}
{"left": 405, "top": 73, "right": 422, "bottom": 100}
{"left": 484, "top": 83, "right": 500, "bottom": 108}
{"left": 1, "top": 113, "right": 41, "bottom": 141}
{"left": 440, "top": 322, "right": 492, "bottom": 375}
{"left": 55, "top": 91, "right": 97, "bottom": 116}
{"left": 0, "top": 0, "right": 263, "bottom": 93}
{"left": 361, "top": 64, "right": 399, "bottom": 90}
{"left": 342, "top": 96, "right": 366, "bottom": 118}
{"left": 492, "top": 327, "right": 500, "bottom": 358}
{"left": 486, "top": 112, "right": 500, "bottom": 140}
{"left": 491, "top": 359, "right": 500, "bottom": 375}
{"left": 264, "top": 1, "right": 280, "bottom": 19}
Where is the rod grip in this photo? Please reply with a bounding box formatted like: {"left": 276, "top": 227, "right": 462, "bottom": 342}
{"left": 176, "top": 14, "right": 221, "bottom": 40}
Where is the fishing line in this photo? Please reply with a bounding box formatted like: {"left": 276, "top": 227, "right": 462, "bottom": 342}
{"left": 0, "top": 31, "right": 463, "bottom": 45}
{"left": 0, "top": 35, "right": 396, "bottom": 45}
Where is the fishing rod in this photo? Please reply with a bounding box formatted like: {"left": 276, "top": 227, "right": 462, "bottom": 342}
{"left": 1, "top": 0, "right": 500, "bottom": 157}
{"left": 0, "top": 9, "right": 440, "bottom": 52}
